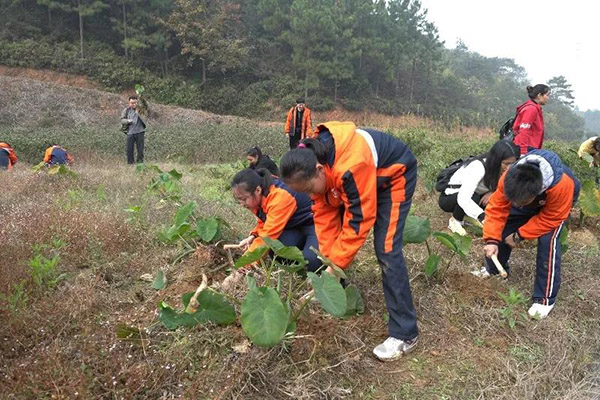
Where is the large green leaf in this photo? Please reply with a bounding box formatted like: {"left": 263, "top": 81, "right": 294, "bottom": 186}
{"left": 579, "top": 180, "right": 600, "bottom": 217}
{"left": 181, "top": 290, "right": 236, "bottom": 325}
{"left": 158, "top": 290, "right": 236, "bottom": 330}
{"left": 433, "top": 231, "right": 458, "bottom": 252}
{"left": 196, "top": 218, "right": 219, "bottom": 242}
{"left": 424, "top": 253, "right": 442, "bottom": 277}
{"left": 308, "top": 272, "right": 347, "bottom": 317}
{"left": 174, "top": 201, "right": 196, "bottom": 227}
{"left": 235, "top": 246, "right": 269, "bottom": 268}
{"left": 168, "top": 169, "right": 183, "bottom": 180}
{"left": 454, "top": 234, "right": 472, "bottom": 259}
{"left": 241, "top": 287, "right": 288, "bottom": 347}
{"left": 263, "top": 237, "right": 308, "bottom": 266}
{"left": 344, "top": 284, "right": 365, "bottom": 317}
{"left": 309, "top": 247, "right": 347, "bottom": 279}
{"left": 403, "top": 215, "right": 432, "bottom": 244}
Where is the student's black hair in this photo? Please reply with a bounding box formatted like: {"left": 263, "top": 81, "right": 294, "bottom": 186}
{"left": 296, "top": 98, "right": 305, "bottom": 104}
{"left": 246, "top": 146, "right": 263, "bottom": 159}
{"left": 483, "top": 140, "right": 520, "bottom": 191}
{"left": 503, "top": 163, "right": 543, "bottom": 204}
{"left": 526, "top": 84, "right": 550, "bottom": 100}
{"left": 128, "top": 95, "right": 138, "bottom": 101}
{"left": 280, "top": 138, "right": 329, "bottom": 182}
{"left": 231, "top": 168, "right": 272, "bottom": 195}
{"left": 593, "top": 137, "right": 600, "bottom": 151}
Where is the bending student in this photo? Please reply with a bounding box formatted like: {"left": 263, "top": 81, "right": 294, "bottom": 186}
{"left": 280, "top": 121, "right": 419, "bottom": 361}
{"left": 231, "top": 168, "right": 321, "bottom": 272}
{"left": 439, "top": 141, "right": 519, "bottom": 235}
{"left": 480, "top": 149, "right": 580, "bottom": 319}
{"left": 0, "top": 142, "right": 18, "bottom": 170}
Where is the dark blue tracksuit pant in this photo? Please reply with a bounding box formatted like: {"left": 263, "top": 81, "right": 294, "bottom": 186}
{"left": 278, "top": 224, "right": 321, "bottom": 272}
{"left": 485, "top": 205, "right": 565, "bottom": 306}
{"left": 374, "top": 164, "right": 418, "bottom": 340}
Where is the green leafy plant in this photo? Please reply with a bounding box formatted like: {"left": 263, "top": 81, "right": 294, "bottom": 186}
{"left": 578, "top": 179, "right": 600, "bottom": 227}
{"left": 498, "top": 288, "right": 528, "bottom": 329}
{"left": 32, "top": 162, "right": 77, "bottom": 177}
{"left": 403, "top": 215, "right": 472, "bottom": 281}
{"left": 28, "top": 240, "right": 68, "bottom": 290}
{"left": 0, "top": 280, "right": 29, "bottom": 312}
{"left": 157, "top": 239, "right": 363, "bottom": 348}
{"left": 137, "top": 164, "right": 183, "bottom": 201}
{"left": 159, "top": 201, "right": 228, "bottom": 264}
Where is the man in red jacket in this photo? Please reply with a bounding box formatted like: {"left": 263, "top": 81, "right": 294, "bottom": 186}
{"left": 285, "top": 99, "right": 313, "bottom": 149}
{"left": 513, "top": 84, "right": 550, "bottom": 155}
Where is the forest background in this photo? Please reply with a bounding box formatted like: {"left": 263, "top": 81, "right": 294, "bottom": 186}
{"left": 1, "top": 0, "right": 599, "bottom": 139}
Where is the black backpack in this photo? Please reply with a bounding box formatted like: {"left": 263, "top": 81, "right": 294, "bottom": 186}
{"left": 498, "top": 117, "right": 516, "bottom": 141}
{"left": 435, "top": 156, "right": 477, "bottom": 193}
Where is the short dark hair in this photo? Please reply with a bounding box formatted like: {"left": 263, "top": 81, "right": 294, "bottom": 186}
{"left": 593, "top": 137, "right": 600, "bottom": 151}
{"left": 128, "top": 95, "right": 138, "bottom": 101}
{"left": 231, "top": 168, "right": 272, "bottom": 194}
{"left": 526, "top": 84, "right": 550, "bottom": 100}
{"left": 296, "top": 98, "right": 305, "bottom": 104}
{"left": 504, "top": 163, "right": 543, "bottom": 204}
{"left": 246, "top": 146, "right": 262, "bottom": 159}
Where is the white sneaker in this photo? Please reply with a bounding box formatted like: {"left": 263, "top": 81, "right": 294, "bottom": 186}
{"left": 448, "top": 217, "right": 467, "bottom": 236}
{"left": 373, "top": 336, "right": 418, "bottom": 361}
{"left": 528, "top": 303, "right": 554, "bottom": 319}
{"left": 471, "top": 266, "right": 490, "bottom": 278}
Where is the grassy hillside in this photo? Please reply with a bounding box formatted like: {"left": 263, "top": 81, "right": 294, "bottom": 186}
{"left": 1, "top": 75, "right": 600, "bottom": 399}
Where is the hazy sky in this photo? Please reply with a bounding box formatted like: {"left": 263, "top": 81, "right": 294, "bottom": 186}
{"left": 418, "top": 0, "right": 599, "bottom": 111}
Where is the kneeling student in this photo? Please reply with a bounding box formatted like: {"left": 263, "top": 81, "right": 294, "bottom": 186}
{"left": 0, "top": 142, "right": 18, "bottom": 170}
{"left": 439, "top": 141, "right": 519, "bottom": 235}
{"left": 44, "top": 144, "right": 73, "bottom": 166}
{"left": 231, "top": 168, "right": 321, "bottom": 272}
{"left": 480, "top": 149, "right": 580, "bottom": 319}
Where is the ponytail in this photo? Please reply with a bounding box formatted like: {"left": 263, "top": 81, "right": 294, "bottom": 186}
{"left": 231, "top": 168, "right": 273, "bottom": 194}
{"left": 526, "top": 84, "right": 550, "bottom": 100}
{"left": 280, "top": 137, "right": 332, "bottom": 183}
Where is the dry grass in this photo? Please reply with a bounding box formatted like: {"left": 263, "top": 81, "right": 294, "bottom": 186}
{"left": 1, "top": 72, "right": 599, "bottom": 399}
{"left": 1, "top": 156, "right": 599, "bottom": 400}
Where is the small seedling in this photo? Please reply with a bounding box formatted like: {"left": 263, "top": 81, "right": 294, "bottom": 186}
{"left": 498, "top": 288, "right": 528, "bottom": 329}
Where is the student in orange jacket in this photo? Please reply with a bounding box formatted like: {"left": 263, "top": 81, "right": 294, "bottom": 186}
{"left": 43, "top": 145, "right": 73, "bottom": 166}
{"left": 280, "top": 121, "right": 419, "bottom": 361}
{"left": 231, "top": 168, "right": 321, "bottom": 272}
{"left": 285, "top": 98, "right": 313, "bottom": 149}
{"left": 480, "top": 149, "right": 580, "bottom": 319}
{"left": 0, "top": 142, "right": 18, "bottom": 170}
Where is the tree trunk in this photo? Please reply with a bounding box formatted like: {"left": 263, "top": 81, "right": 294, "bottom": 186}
{"left": 78, "top": 0, "right": 84, "bottom": 59}
{"left": 304, "top": 70, "right": 308, "bottom": 102}
{"left": 201, "top": 59, "right": 206, "bottom": 87}
{"left": 334, "top": 77, "right": 338, "bottom": 103}
{"left": 123, "top": 1, "right": 128, "bottom": 58}
{"left": 409, "top": 57, "right": 416, "bottom": 107}
{"left": 48, "top": 7, "right": 52, "bottom": 29}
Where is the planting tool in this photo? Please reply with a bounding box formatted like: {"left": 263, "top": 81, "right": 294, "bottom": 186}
{"left": 491, "top": 254, "right": 508, "bottom": 279}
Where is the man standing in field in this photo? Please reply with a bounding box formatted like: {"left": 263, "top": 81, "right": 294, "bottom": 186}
{"left": 285, "top": 98, "right": 313, "bottom": 149}
{"left": 120, "top": 95, "right": 146, "bottom": 164}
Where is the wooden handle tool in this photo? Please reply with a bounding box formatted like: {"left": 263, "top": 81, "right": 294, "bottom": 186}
{"left": 491, "top": 254, "right": 508, "bottom": 279}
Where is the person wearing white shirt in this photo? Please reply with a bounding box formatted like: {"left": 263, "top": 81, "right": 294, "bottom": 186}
{"left": 439, "top": 141, "right": 520, "bottom": 235}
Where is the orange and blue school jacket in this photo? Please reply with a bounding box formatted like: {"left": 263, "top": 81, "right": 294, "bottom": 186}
{"left": 0, "top": 142, "right": 18, "bottom": 170}
{"left": 248, "top": 178, "right": 314, "bottom": 252}
{"left": 285, "top": 106, "right": 313, "bottom": 139}
{"left": 43, "top": 145, "right": 73, "bottom": 166}
{"left": 310, "top": 121, "right": 416, "bottom": 268}
{"left": 483, "top": 149, "right": 580, "bottom": 243}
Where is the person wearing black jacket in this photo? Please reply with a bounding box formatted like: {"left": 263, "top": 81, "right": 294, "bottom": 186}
{"left": 246, "top": 146, "right": 279, "bottom": 176}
